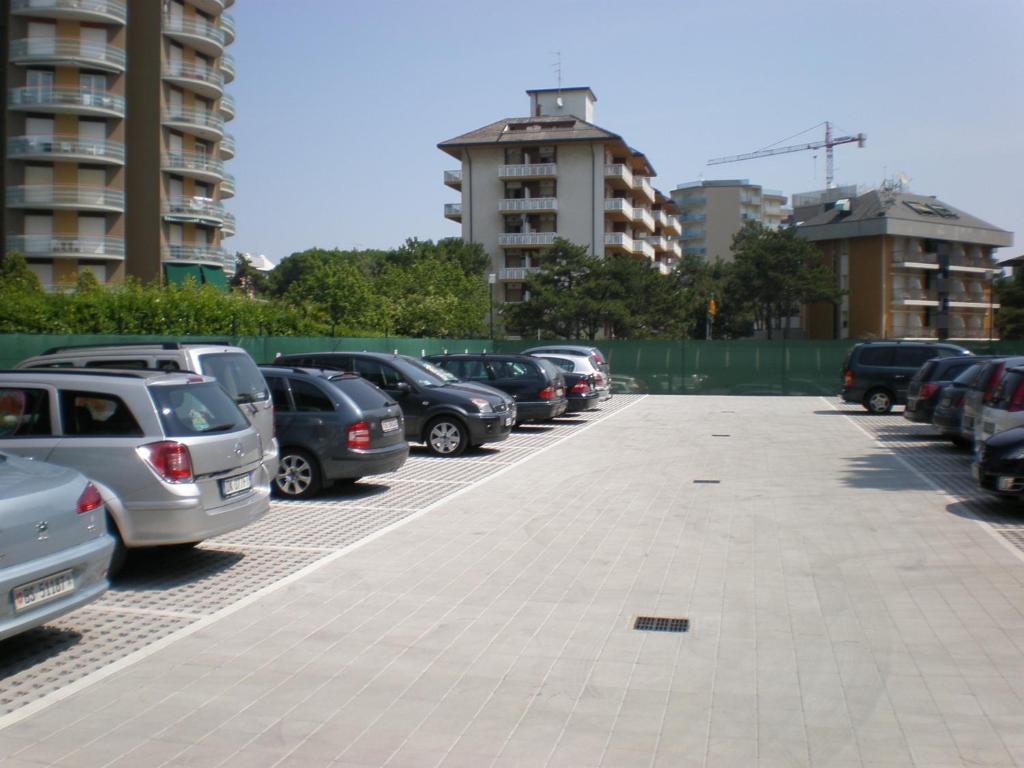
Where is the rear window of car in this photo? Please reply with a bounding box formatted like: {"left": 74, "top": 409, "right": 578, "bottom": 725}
{"left": 329, "top": 375, "right": 392, "bottom": 411}
{"left": 857, "top": 347, "right": 894, "bottom": 366}
{"left": 198, "top": 352, "right": 269, "bottom": 404}
{"left": 953, "top": 364, "right": 982, "bottom": 386}
{"left": 992, "top": 371, "right": 1024, "bottom": 409}
{"left": 913, "top": 360, "right": 938, "bottom": 383}
{"left": 150, "top": 382, "right": 249, "bottom": 437}
{"left": 534, "top": 358, "right": 562, "bottom": 381}
{"left": 543, "top": 357, "right": 575, "bottom": 373}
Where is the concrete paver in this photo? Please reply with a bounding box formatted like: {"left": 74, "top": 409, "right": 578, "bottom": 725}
{"left": 1, "top": 395, "right": 1023, "bottom": 767}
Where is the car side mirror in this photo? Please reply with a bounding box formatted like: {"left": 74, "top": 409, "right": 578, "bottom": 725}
{"left": 392, "top": 381, "right": 411, "bottom": 395}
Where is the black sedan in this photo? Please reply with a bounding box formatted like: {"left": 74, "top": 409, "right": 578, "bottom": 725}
{"left": 973, "top": 425, "right": 1024, "bottom": 497}
{"left": 563, "top": 371, "right": 600, "bottom": 413}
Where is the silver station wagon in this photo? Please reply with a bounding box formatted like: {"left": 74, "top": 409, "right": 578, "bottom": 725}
{"left": 0, "top": 369, "right": 270, "bottom": 570}
{"left": 0, "top": 451, "right": 114, "bottom": 642}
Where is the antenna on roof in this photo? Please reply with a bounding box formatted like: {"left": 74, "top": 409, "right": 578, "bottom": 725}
{"left": 551, "top": 51, "right": 563, "bottom": 106}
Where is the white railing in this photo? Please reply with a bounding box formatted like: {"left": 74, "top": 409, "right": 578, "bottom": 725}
{"left": 7, "top": 235, "right": 125, "bottom": 260}
{"left": 500, "top": 267, "right": 540, "bottom": 281}
{"left": 498, "top": 197, "right": 557, "bottom": 213}
{"left": 6, "top": 185, "right": 124, "bottom": 210}
{"left": 498, "top": 163, "right": 557, "bottom": 178}
{"left": 7, "top": 135, "right": 124, "bottom": 164}
{"left": 603, "top": 164, "right": 633, "bottom": 185}
{"left": 642, "top": 235, "right": 668, "bottom": 252}
{"left": 632, "top": 239, "right": 655, "bottom": 259}
{"left": 444, "top": 203, "right": 462, "bottom": 218}
{"left": 498, "top": 232, "right": 557, "bottom": 246}
{"left": 632, "top": 175, "right": 655, "bottom": 200}
{"left": 604, "top": 198, "right": 634, "bottom": 217}
{"left": 10, "top": 0, "right": 126, "bottom": 22}
{"left": 604, "top": 232, "right": 633, "bottom": 251}
{"left": 632, "top": 207, "right": 655, "bottom": 232}
{"left": 9, "top": 38, "right": 126, "bottom": 70}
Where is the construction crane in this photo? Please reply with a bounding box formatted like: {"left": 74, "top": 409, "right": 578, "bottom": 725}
{"left": 707, "top": 121, "right": 866, "bottom": 189}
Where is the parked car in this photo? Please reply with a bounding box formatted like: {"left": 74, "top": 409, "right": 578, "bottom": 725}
{"left": 16, "top": 342, "right": 278, "bottom": 478}
{"left": 0, "top": 451, "right": 115, "bottom": 642}
{"left": 259, "top": 367, "right": 409, "bottom": 498}
{"left": 967, "top": 357, "right": 1024, "bottom": 445}
{"left": 933, "top": 363, "right": 986, "bottom": 446}
{"left": 972, "top": 425, "right": 1024, "bottom": 497}
{"left": 0, "top": 369, "right": 271, "bottom": 571}
{"left": 904, "top": 355, "right": 989, "bottom": 424}
{"left": 840, "top": 341, "right": 971, "bottom": 414}
{"left": 521, "top": 344, "right": 611, "bottom": 383}
{"left": 975, "top": 364, "right": 1024, "bottom": 444}
{"left": 424, "top": 353, "right": 569, "bottom": 423}
{"left": 272, "top": 352, "right": 514, "bottom": 456}
{"left": 561, "top": 370, "right": 601, "bottom": 413}
{"left": 527, "top": 352, "right": 611, "bottom": 401}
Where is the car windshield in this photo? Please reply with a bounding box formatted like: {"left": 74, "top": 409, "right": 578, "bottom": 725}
{"left": 418, "top": 359, "right": 460, "bottom": 383}
{"left": 394, "top": 357, "right": 447, "bottom": 388}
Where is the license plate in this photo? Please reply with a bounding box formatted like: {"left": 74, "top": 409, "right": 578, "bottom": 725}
{"left": 13, "top": 570, "right": 75, "bottom": 613}
{"left": 504, "top": 416, "right": 513, "bottom": 426}
{"left": 381, "top": 417, "right": 400, "bottom": 433}
{"left": 220, "top": 473, "right": 251, "bottom": 497}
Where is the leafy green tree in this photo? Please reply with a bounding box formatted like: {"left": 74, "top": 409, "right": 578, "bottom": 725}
{"left": 995, "top": 273, "right": 1024, "bottom": 339}
{"left": 0, "top": 251, "right": 42, "bottom": 294}
{"left": 285, "top": 260, "right": 376, "bottom": 335}
{"left": 230, "top": 253, "right": 269, "bottom": 296}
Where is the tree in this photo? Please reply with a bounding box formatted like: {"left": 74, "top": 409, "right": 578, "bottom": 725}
{"left": 285, "top": 260, "right": 376, "bottom": 335}
{"left": 995, "top": 273, "right": 1024, "bottom": 340}
{"left": 230, "top": 253, "right": 269, "bottom": 296}
{"left": 726, "top": 223, "right": 842, "bottom": 339}
{"left": 0, "top": 251, "right": 42, "bottom": 294}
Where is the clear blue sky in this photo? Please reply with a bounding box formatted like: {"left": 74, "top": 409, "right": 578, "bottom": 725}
{"left": 227, "top": 0, "right": 1023, "bottom": 264}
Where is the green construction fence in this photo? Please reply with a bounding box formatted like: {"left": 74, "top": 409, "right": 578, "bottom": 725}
{"left": 2, "top": 333, "right": 1023, "bottom": 396}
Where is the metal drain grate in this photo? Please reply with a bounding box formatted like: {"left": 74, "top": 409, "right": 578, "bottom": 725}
{"left": 693, "top": 479, "right": 720, "bottom": 484}
{"left": 711, "top": 434, "right": 731, "bottom": 437}
{"left": 634, "top": 616, "right": 689, "bottom": 633}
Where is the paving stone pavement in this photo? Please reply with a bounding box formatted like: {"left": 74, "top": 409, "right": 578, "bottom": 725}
{"left": 1, "top": 395, "right": 1023, "bottom": 767}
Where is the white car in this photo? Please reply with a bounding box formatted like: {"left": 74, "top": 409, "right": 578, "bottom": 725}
{"left": 976, "top": 364, "right": 1024, "bottom": 445}
{"left": 528, "top": 352, "right": 612, "bottom": 401}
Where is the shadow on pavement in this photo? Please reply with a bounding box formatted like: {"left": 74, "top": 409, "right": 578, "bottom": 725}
{"left": 946, "top": 497, "right": 1024, "bottom": 527}
{"left": 0, "top": 626, "right": 83, "bottom": 682}
{"left": 839, "top": 451, "right": 938, "bottom": 491}
{"left": 115, "top": 545, "right": 245, "bottom": 590}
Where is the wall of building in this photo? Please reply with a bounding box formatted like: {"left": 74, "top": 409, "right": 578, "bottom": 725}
{"left": 555, "top": 141, "right": 601, "bottom": 255}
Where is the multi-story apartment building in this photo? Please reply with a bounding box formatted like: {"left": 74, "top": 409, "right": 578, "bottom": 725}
{"left": 438, "top": 87, "right": 683, "bottom": 309}
{"left": 0, "top": 0, "right": 235, "bottom": 291}
{"left": 670, "top": 179, "right": 791, "bottom": 263}
{"left": 798, "top": 189, "right": 1014, "bottom": 341}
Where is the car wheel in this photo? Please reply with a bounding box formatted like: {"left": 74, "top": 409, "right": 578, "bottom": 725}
{"left": 274, "top": 448, "right": 322, "bottom": 499}
{"left": 108, "top": 519, "right": 127, "bottom": 578}
{"left": 864, "top": 388, "right": 893, "bottom": 414}
{"left": 426, "top": 416, "right": 468, "bottom": 457}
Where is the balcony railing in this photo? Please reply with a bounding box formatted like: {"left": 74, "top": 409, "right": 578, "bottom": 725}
{"left": 631, "top": 206, "right": 655, "bottom": 232}
{"left": 221, "top": 211, "right": 235, "bottom": 237}
{"left": 444, "top": 203, "right": 462, "bottom": 220}
{"left": 220, "top": 174, "right": 235, "bottom": 197}
{"left": 500, "top": 267, "right": 540, "bottom": 281}
{"left": 632, "top": 239, "right": 655, "bottom": 259}
{"left": 604, "top": 198, "right": 634, "bottom": 217}
{"left": 891, "top": 325, "right": 937, "bottom": 339}
{"left": 8, "top": 86, "right": 125, "bottom": 117}
{"left": 498, "top": 198, "right": 557, "bottom": 213}
{"left": 604, "top": 164, "right": 633, "bottom": 186}
{"left": 162, "top": 196, "right": 227, "bottom": 225}
{"left": 498, "top": 163, "right": 557, "bottom": 179}
{"left": 443, "top": 169, "right": 462, "bottom": 188}
{"left": 662, "top": 216, "right": 682, "bottom": 236}
{"left": 7, "top": 135, "right": 125, "bottom": 165}
{"left": 163, "top": 106, "right": 224, "bottom": 135}
{"left": 220, "top": 13, "right": 236, "bottom": 44}
{"left": 163, "top": 60, "right": 224, "bottom": 95}
{"left": 219, "top": 92, "right": 235, "bottom": 120}
{"left": 163, "top": 15, "right": 226, "bottom": 54}
{"left": 9, "top": 38, "right": 126, "bottom": 72}
{"left": 675, "top": 195, "right": 706, "bottom": 207}
{"left": 161, "top": 151, "right": 225, "bottom": 180}
{"left": 604, "top": 232, "right": 633, "bottom": 252}
{"left": 7, "top": 235, "right": 125, "bottom": 260}
{"left": 163, "top": 244, "right": 230, "bottom": 267}
{"left": 220, "top": 133, "right": 235, "bottom": 158}
{"left": 10, "top": 0, "right": 126, "bottom": 23}
{"left": 498, "top": 232, "right": 557, "bottom": 247}
{"left": 7, "top": 184, "right": 124, "bottom": 212}
{"left": 632, "top": 175, "right": 655, "bottom": 201}
{"left": 220, "top": 53, "right": 236, "bottom": 82}
{"left": 642, "top": 235, "right": 668, "bottom": 252}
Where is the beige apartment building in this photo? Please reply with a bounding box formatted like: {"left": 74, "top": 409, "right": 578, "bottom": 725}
{"left": 799, "top": 189, "right": 1014, "bottom": 341}
{"left": 438, "top": 87, "right": 682, "bottom": 309}
{"left": 0, "top": 0, "right": 236, "bottom": 290}
{"left": 670, "top": 179, "right": 790, "bottom": 262}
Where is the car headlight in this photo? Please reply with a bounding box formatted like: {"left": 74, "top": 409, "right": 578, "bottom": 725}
{"left": 470, "top": 398, "right": 493, "bottom": 413}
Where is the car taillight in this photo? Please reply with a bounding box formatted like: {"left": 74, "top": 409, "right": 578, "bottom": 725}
{"left": 76, "top": 482, "right": 103, "bottom": 514}
{"left": 1008, "top": 382, "right": 1024, "bottom": 413}
{"left": 919, "top": 383, "right": 939, "bottom": 400}
{"left": 843, "top": 370, "right": 853, "bottom": 388}
{"left": 347, "top": 421, "right": 371, "bottom": 450}
{"left": 985, "top": 364, "right": 1005, "bottom": 403}
{"left": 138, "top": 441, "right": 193, "bottom": 483}
{"left": 538, "top": 386, "right": 555, "bottom": 400}
{"left": 570, "top": 381, "right": 590, "bottom": 395}
{"left": 593, "top": 373, "right": 605, "bottom": 387}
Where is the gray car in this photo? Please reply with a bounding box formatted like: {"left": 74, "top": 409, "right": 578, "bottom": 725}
{"left": 0, "top": 451, "right": 114, "bottom": 642}
{"left": 0, "top": 369, "right": 270, "bottom": 570}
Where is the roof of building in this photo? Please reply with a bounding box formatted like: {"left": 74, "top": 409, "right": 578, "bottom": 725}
{"left": 438, "top": 115, "right": 624, "bottom": 156}
{"left": 797, "top": 189, "right": 1013, "bottom": 248}
{"left": 525, "top": 86, "right": 597, "bottom": 101}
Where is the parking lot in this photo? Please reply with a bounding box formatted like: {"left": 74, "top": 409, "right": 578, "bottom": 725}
{"left": 0, "top": 396, "right": 643, "bottom": 720}
{"left": 1, "top": 394, "right": 1023, "bottom": 768}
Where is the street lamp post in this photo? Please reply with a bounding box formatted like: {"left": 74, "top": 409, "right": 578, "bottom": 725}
{"left": 488, "top": 272, "right": 496, "bottom": 342}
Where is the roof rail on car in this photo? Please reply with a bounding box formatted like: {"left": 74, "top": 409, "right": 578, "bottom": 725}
{"left": 0, "top": 368, "right": 159, "bottom": 379}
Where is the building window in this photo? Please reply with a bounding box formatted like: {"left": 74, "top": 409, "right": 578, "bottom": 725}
{"left": 505, "top": 283, "right": 525, "bottom": 303}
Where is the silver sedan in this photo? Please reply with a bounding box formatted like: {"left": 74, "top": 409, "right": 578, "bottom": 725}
{"left": 0, "top": 451, "right": 114, "bottom": 642}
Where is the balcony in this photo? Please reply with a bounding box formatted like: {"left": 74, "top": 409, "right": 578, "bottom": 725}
{"left": 652, "top": 209, "right": 667, "bottom": 229}
{"left": 667, "top": 240, "right": 682, "bottom": 258}
{"left": 220, "top": 173, "right": 235, "bottom": 198}
{"left": 662, "top": 215, "right": 681, "bottom": 237}
{"left": 444, "top": 202, "right": 462, "bottom": 221}
{"left": 604, "top": 198, "right": 633, "bottom": 221}
{"left": 891, "top": 291, "right": 939, "bottom": 307}
{"left": 220, "top": 13, "right": 236, "bottom": 44}
{"left": 162, "top": 15, "right": 225, "bottom": 57}
{"left": 631, "top": 206, "right": 655, "bottom": 233}
{"left": 948, "top": 262, "right": 995, "bottom": 275}
{"left": 500, "top": 267, "right": 540, "bottom": 281}
{"left": 219, "top": 92, "right": 235, "bottom": 121}
{"left": 498, "top": 163, "right": 557, "bottom": 180}
{"left": 8, "top": 86, "right": 124, "bottom": 117}
{"left": 7, "top": 234, "right": 124, "bottom": 261}
{"left": 163, "top": 244, "right": 230, "bottom": 268}
{"left": 219, "top": 133, "right": 235, "bottom": 159}
{"left": 890, "top": 324, "right": 937, "bottom": 340}
{"left": 10, "top": 0, "right": 126, "bottom": 23}
{"left": 10, "top": 38, "right": 125, "bottom": 72}
{"left": 443, "top": 169, "right": 462, "bottom": 189}
{"left": 498, "top": 232, "right": 557, "bottom": 247}
{"left": 675, "top": 195, "right": 706, "bottom": 207}
{"left": 632, "top": 175, "right": 655, "bottom": 204}
{"left": 220, "top": 53, "right": 236, "bottom": 83}
{"left": 652, "top": 260, "right": 673, "bottom": 276}
{"left": 7, "top": 135, "right": 125, "bottom": 165}
{"left": 604, "top": 164, "right": 633, "bottom": 189}
{"left": 632, "top": 239, "right": 655, "bottom": 260}
{"left": 891, "top": 252, "right": 939, "bottom": 270}
{"left": 162, "top": 196, "right": 228, "bottom": 227}
{"left": 498, "top": 198, "right": 557, "bottom": 214}
{"left": 163, "top": 60, "right": 224, "bottom": 99}
{"left": 642, "top": 235, "right": 669, "bottom": 253}
{"left": 7, "top": 184, "right": 124, "bottom": 213}
{"left": 161, "top": 152, "right": 225, "bottom": 184}
{"left": 221, "top": 211, "right": 235, "bottom": 237}
{"left": 189, "top": 0, "right": 225, "bottom": 14}
{"left": 604, "top": 232, "right": 633, "bottom": 254}
{"left": 162, "top": 106, "right": 224, "bottom": 141}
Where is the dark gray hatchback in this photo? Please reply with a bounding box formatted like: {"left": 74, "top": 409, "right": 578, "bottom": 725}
{"left": 259, "top": 367, "right": 409, "bottom": 498}
{"left": 840, "top": 341, "right": 971, "bottom": 414}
